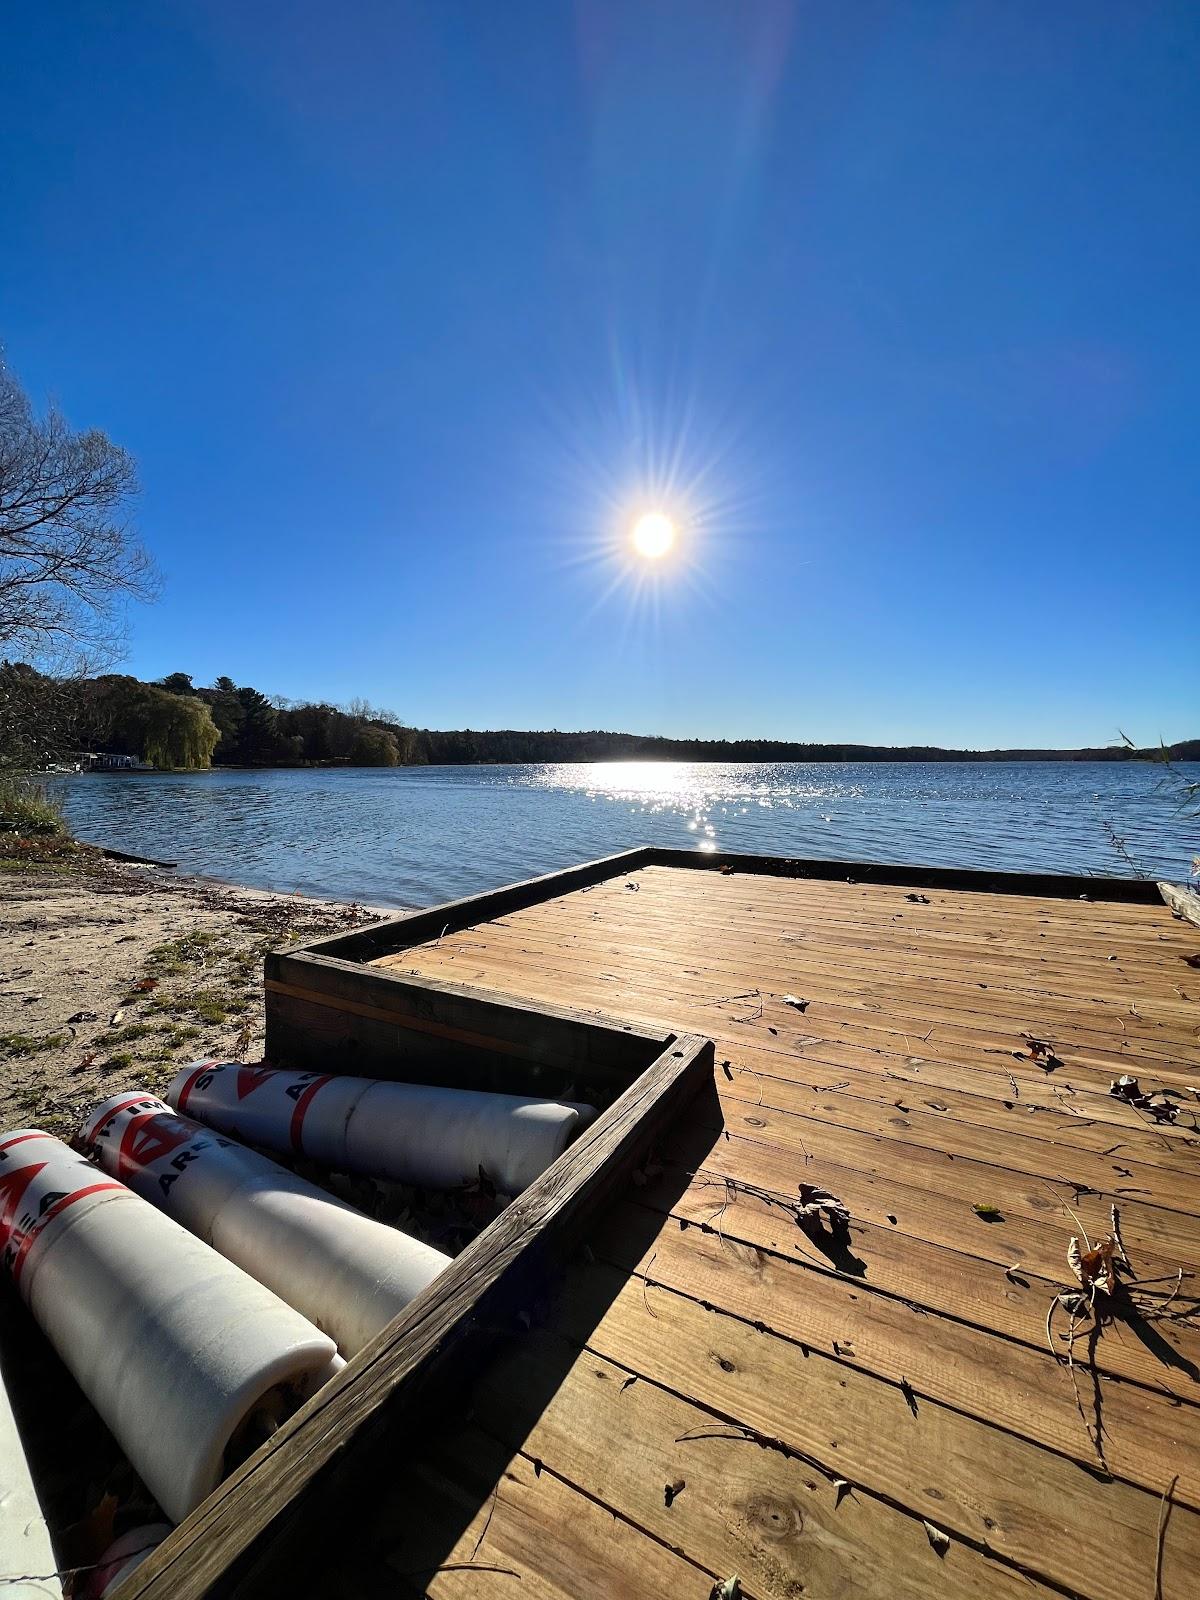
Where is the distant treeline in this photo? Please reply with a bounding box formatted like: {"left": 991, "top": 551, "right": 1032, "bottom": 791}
{"left": 1, "top": 664, "right": 419, "bottom": 770}
{"left": 2, "top": 661, "right": 1196, "bottom": 770}
{"left": 415, "top": 729, "right": 1200, "bottom": 765}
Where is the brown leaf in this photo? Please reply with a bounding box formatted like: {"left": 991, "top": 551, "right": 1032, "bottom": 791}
{"left": 796, "top": 1184, "right": 850, "bottom": 1226}
{"left": 1068, "top": 1234, "right": 1118, "bottom": 1297}
{"left": 61, "top": 1490, "right": 118, "bottom": 1567}
{"left": 1021, "top": 1034, "right": 1061, "bottom": 1069}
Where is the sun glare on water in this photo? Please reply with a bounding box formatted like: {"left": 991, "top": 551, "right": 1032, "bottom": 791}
{"left": 631, "top": 511, "right": 676, "bottom": 560}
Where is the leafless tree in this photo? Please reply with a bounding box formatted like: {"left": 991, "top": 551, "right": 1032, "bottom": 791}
{"left": 0, "top": 354, "right": 159, "bottom": 662}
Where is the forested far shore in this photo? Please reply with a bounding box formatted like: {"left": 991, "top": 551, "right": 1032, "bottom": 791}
{"left": 3, "top": 662, "right": 1197, "bottom": 771}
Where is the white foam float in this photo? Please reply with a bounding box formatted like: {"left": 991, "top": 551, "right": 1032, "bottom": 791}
{"left": 0, "top": 1131, "right": 336, "bottom": 1525}
{"left": 167, "top": 1062, "right": 599, "bottom": 1196}
{"left": 0, "top": 1348, "right": 60, "bottom": 1598}
{"left": 79, "top": 1093, "right": 450, "bottom": 1357}
{"left": 89, "top": 1524, "right": 172, "bottom": 1600}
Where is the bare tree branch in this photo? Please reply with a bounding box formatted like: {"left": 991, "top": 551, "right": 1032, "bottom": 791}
{"left": 0, "top": 353, "right": 159, "bottom": 661}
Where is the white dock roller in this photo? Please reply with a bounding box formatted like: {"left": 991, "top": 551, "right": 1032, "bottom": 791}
{"left": 0, "top": 1131, "right": 336, "bottom": 1525}
{"left": 92, "top": 1524, "right": 171, "bottom": 1598}
{"left": 167, "top": 1062, "right": 599, "bottom": 1196}
{"left": 80, "top": 1093, "right": 450, "bottom": 1357}
{"left": 0, "top": 1349, "right": 60, "bottom": 1598}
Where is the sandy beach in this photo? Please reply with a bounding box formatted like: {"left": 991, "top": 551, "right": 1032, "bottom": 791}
{"left": 0, "top": 847, "right": 380, "bottom": 1139}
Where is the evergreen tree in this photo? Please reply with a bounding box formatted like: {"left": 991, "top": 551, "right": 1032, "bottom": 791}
{"left": 234, "top": 685, "right": 281, "bottom": 763}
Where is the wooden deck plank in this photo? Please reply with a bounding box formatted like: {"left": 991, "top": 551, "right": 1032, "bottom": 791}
{"left": 380, "top": 903, "right": 1196, "bottom": 1035}
{"left": 548, "top": 1260, "right": 1199, "bottom": 1600}
{"left": 465, "top": 1339, "right": 1068, "bottom": 1600}
{"left": 710, "top": 1032, "right": 1199, "bottom": 1127}
{"left": 711, "top": 1050, "right": 1200, "bottom": 1176}
{"left": 371, "top": 963, "right": 1189, "bottom": 1087}
{"left": 521, "top": 875, "right": 1197, "bottom": 959}
{"left": 372, "top": 930, "right": 1199, "bottom": 1189}
{"left": 381, "top": 936, "right": 1196, "bottom": 1066}
{"left": 524, "top": 871, "right": 1191, "bottom": 953}
{"left": 363, "top": 864, "right": 1200, "bottom": 1600}
{"left": 378, "top": 1425, "right": 712, "bottom": 1598}
{"left": 626, "top": 1177, "right": 1200, "bottom": 1393}
{"left": 492, "top": 917, "right": 1200, "bottom": 1022}
{"left": 514, "top": 887, "right": 1200, "bottom": 982}
{"left": 456, "top": 909, "right": 1200, "bottom": 1033}
{"left": 587, "top": 1200, "right": 1200, "bottom": 1500}
{"left": 692, "top": 1105, "right": 1200, "bottom": 1241}
{"left": 668, "top": 1125, "right": 1198, "bottom": 1287}
{"left": 581, "top": 863, "right": 1195, "bottom": 928}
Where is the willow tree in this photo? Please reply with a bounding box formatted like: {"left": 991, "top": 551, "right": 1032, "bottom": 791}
{"left": 350, "top": 724, "right": 401, "bottom": 765}
{"left": 139, "top": 687, "right": 220, "bottom": 769}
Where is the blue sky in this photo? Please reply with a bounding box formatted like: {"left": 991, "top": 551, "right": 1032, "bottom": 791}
{"left": 2, "top": 1, "right": 1196, "bottom": 746}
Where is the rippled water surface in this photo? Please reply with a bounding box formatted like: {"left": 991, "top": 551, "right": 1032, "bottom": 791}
{"left": 50, "top": 761, "right": 1198, "bottom": 907}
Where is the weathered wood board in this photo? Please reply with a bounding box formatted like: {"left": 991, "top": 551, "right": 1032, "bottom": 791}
{"left": 250, "top": 848, "right": 1200, "bottom": 1600}
{"left": 111, "top": 953, "right": 710, "bottom": 1598}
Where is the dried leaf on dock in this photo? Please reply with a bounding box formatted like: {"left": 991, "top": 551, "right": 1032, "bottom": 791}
{"left": 1067, "top": 1234, "right": 1119, "bottom": 1297}
{"left": 796, "top": 1184, "right": 850, "bottom": 1227}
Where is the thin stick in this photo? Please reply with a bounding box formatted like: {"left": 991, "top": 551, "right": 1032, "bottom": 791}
{"left": 1063, "top": 1301, "right": 1091, "bottom": 1455}
{"left": 1045, "top": 1295, "right": 1059, "bottom": 1360}
{"left": 641, "top": 1251, "right": 659, "bottom": 1319}
{"left": 1042, "top": 1180, "right": 1092, "bottom": 1251}
{"left": 471, "top": 1480, "right": 501, "bottom": 1562}
{"left": 1154, "top": 1474, "right": 1177, "bottom": 1600}
{"left": 1111, "top": 1204, "right": 1131, "bottom": 1270}
{"left": 1150, "top": 1269, "right": 1185, "bottom": 1318}
{"left": 402, "top": 1562, "right": 521, "bottom": 1580}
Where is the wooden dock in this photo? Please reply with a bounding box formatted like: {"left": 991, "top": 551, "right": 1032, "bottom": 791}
{"left": 316, "top": 857, "right": 1200, "bottom": 1600}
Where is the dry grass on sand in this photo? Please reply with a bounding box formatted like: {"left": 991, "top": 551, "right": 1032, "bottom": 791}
{"left": 0, "top": 841, "right": 378, "bottom": 1138}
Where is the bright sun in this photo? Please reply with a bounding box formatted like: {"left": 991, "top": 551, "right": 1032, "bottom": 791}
{"left": 631, "top": 511, "right": 676, "bottom": 560}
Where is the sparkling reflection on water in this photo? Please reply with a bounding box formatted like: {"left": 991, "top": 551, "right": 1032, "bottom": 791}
{"left": 49, "top": 761, "right": 1199, "bottom": 909}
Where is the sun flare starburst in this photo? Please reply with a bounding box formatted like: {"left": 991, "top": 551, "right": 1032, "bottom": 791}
{"left": 530, "top": 341, "right": 774, "bottom": 639}
{"left": 631, "top": 511, "right": 677, "bottom": 560}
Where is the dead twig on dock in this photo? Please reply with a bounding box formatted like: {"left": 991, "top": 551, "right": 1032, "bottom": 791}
{"left": 1154, "top": 1475, "right": 1178, "bottom": 1600}
{"left": 1044, "top": 1203, "right": 1200, "bottom": 1467}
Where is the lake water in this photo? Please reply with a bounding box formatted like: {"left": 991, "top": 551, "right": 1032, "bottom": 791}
{"left": 47, "top": 761, "right": 1198, "bottom": 908}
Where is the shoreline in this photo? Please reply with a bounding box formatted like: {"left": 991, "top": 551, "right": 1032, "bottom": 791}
{"left": 0, "top": 849, "right": 386, "bottom": 1139}
{"left": 51, "top": 753, "right": 1200, "bottom": 775}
